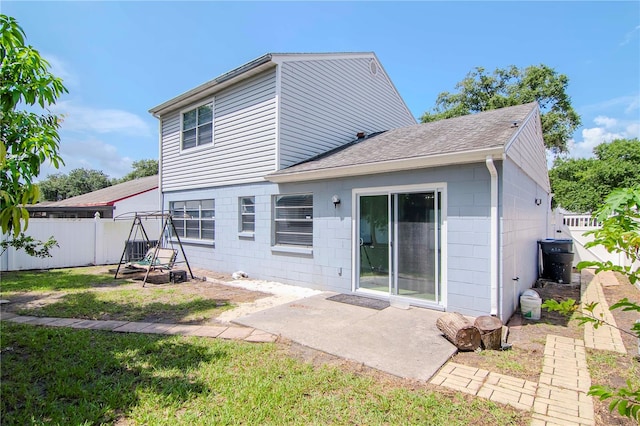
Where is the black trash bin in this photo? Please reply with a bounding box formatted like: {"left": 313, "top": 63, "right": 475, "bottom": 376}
{"left": 538, "top": 239, "right": 575, "bottom": 284}
{"left": 539, "top": 239, "right": 573, "bottom": 254}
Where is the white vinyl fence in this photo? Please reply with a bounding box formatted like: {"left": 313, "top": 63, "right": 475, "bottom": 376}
{"left": 559, "top": 212, "right": 639, "bottom": 271}
{"left": 1, "top": 216, "right": 162, "bottom": 271}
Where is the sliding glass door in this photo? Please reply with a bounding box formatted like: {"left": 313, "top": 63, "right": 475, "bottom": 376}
{"left": 358, "top": 195, "right": 390, "bottom": 293}
{"left": 356, "top": 189, "right": 443, "bottom": 305}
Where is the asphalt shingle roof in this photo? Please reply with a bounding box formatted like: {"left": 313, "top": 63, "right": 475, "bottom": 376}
{"left": 34, "top": 175, "right": 158, "bottom": 207}
{"left": 269, "top": 102, "right": 538, "bottom": 177}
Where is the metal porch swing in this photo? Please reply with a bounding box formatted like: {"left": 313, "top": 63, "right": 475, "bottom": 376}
{"left": 114, "top": 212, "right": 194, "bottom": 286}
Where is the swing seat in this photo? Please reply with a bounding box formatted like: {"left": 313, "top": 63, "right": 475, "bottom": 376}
{"left": 127, "top": 248, "right": 177, "bottom": 271}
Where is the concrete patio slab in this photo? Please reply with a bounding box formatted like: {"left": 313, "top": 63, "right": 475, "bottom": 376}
{"left": 235, "top": 293, "right": 456, "bottom": 381}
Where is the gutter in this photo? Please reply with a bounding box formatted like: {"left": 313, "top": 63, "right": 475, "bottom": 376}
{"left": 149, "top": 54, "right": 274, "bottom": 117}
{"left": 485, "top": 156, "right": 499, "bottom": 317}
{"left": 266, "top": 146, "right": 505, "bottom": 183}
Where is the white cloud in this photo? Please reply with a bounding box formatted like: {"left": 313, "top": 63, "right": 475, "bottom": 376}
{"left": 37, "top": 138, "right": 134, "bottom": 180}
{"left": 620, "top": 25, "right": 640, "bottom": 46}
{"left": 580, "top": 95, "right": 639, "bottom": 115}
{"left": 593, "top": 116, "right": 617, "bottom": 128}
{"left": 625, "top": 96, "right": 639, "bottom": 115}
{"left": 567, "top": 115, "right": 639, "bottom": 159}
{"left": 53, "top": 101, "right": 152, "bottom": 137}
{"left": 42, "top": 53, "right": 78, "bottom": 88}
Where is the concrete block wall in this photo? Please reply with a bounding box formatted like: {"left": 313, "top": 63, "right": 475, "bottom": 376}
{"left": 164, "top": 162, "right": 496, "bottom": 317}
{"left": 500, "top": 158, "right": 550, "bottom": 321}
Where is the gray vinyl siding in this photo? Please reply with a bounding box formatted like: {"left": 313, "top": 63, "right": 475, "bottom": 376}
{"left": 500, "top": 158, "right": 550, "bottom": 321}
{"left": 504, "top": 109, "right": 550, "bottom": 192}
{"left": 161, "top": 69, "right": 277, "bottom": 192}
{"left": 278, "top": 58, "right": 416, "bottom": 168}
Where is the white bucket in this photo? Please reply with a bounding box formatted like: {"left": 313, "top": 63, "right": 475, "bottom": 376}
{"left": 520, "top": 295, "right": 542, "bottom": 320}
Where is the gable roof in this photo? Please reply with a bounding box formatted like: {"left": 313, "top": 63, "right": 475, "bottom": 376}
{"left": 31, "top": 175, "right": 158, "bottom": 209}
{"left": 149, "top": 52, "right": 386, "bottom": 117}
{"left": 267, "top": 102, "right": 540, "bottom": 183}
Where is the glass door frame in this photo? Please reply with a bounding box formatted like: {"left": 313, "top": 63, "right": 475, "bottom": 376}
{"left": 351, "top": 183, "right": 447, "bottom": 310}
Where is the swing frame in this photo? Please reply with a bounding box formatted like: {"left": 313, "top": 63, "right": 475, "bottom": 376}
{"left": 114, "top": 212, "right": 194, "bottom": 286}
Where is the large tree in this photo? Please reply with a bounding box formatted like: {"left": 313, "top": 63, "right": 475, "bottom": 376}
{"left": 1, "top": 14, "right": 66, "bottom": 236}
{"left": 549, "top": 138, "right": 640, "bottom": 212}
{"left": 421, "top": 64, "right": 581, "bottom": 153}
{"left": 118, "top": 159, "right": 158, "bottom": 183}
{"left": 39, "top": 168, "right": 112, "bottom": 201}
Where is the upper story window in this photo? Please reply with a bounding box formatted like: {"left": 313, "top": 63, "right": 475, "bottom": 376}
{"left": 182, "top": 102, "right": 213, "bottom": 150}
{"left": 273, "top": 194, "right": 313, "bottom": 247}
{"left": 170, "top": 199, "right": 215, "bottom": 241}
{"left": 239, "top": 196, "right": 255, "bottom": 233}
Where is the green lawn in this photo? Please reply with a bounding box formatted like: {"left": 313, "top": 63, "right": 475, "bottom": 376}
{"left": 0, "top": 268, "right": 230, "bottom": 323}
{"left": 0, "top": 266, "right": 125, "bottom": 293}
{"left": 0, "top": 323, "right": 526, "bottom": 425}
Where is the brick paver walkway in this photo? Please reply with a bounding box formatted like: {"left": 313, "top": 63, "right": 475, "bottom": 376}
{"left": 531, "top": 335, "right": 594, "bottom": 425}
{"left": 432, "top": 270, "right": 630, "bottom": 425}
{"left": 0, "top": 311, "right": 277, "bottom": 343}
{"left": 430, "top": 362, "right": 538, "bottom": 410}
{"left": 581, "top": 270, "right": 626, "bottom": 353}
{"left": 431, "top": 334, "right": 594, "bottom": 426}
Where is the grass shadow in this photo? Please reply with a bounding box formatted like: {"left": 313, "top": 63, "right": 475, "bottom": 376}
{"left": 1, "top": 268, "right": 127, "bottom": 293}
{"left": 1, "top": 322, "right": 227, "bottom": 424}
{"left": 16, "top": 291, "right": 230, "bottom": 323}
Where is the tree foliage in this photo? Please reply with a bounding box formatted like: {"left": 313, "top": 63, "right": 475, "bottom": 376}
{"left": 38, "top": 160, "right": 158, "bottom": 202}
{"left": 117, "top": 159, "right": 158, "bottom": 183}
{"left": 578, "top": 186, "right": 640, "bottom": 284}
{"left": 39, "top": 168, "right": 112, "bottom": 201}
{"left": 0, "top": 14, "right": 67, "bottom": 236}
{"left": 420, "top": 64, "right": 581, "bottom": 153}
{"left": 550, "top": 139, "right": 640, "bottom": 213}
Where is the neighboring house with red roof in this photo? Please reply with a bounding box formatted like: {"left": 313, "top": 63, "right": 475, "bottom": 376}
{"left": 28, "top": 175, "right": 159, "bottom": 219}
{"left": 2, "top": 176, "right": 160, "bottom": 271}
{"left": 150, "top": 52, "right": 551, "bottom": 322}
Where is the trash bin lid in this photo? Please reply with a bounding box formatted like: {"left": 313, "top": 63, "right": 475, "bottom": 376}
{"left": 521, "top": 289, "right": 541, "bottom": 298}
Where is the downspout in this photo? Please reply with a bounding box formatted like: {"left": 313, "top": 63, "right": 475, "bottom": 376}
{"left": 485, "top": 156, "right": 499, "bottom": 316}
{"left": 157, "top": 118, "right": 163, "bottom": 215}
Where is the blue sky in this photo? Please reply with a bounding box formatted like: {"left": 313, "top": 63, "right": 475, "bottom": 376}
{"left": 3, "top": 1, "right": 639, "bottom": 179}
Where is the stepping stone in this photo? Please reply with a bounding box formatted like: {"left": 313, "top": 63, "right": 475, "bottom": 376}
{"left": 218, "top": 327, "right": 253, "bottom": 340}
{"left": 113, "top": 322, "right": 155, "bottom": 333}
{"left": 141, "top": 323, "right": 175, "bottom": 334}
{"left": 244, "top": 329, "right": 278, "bottom": 343}
{"left": 86, "top": 320, "right": 129, "bottom": 330}
{"left": 191, "top": 325, "right": 228, "bottom": 338}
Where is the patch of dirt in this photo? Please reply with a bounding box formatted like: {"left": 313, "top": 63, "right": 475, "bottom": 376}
{"left": 1, "top": 268, "right": 270, "bottom": 323}
{"left": 450, "top": 270, "right": 639, "bottom": 426}
{"left": 452, "top": 278, "right": 582, "bottom": 383}
{"left": 591, "top": 273, "right": 639, "bottom": 426}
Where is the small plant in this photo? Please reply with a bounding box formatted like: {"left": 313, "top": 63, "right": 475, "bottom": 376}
{"left": 590, "top": 382, "right": 640, "bottom": 421}
{"left": 0, "top": 234, "right": 58, "bottom": 258}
